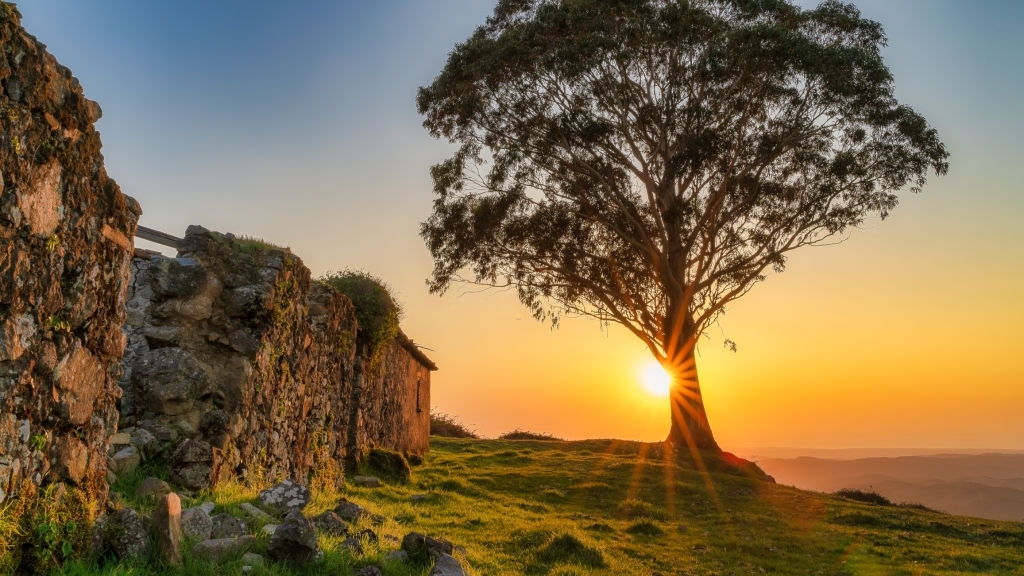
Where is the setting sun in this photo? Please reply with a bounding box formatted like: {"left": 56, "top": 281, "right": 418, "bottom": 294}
{"left": 641, "top": 361, "right": 671, "bottom": 397}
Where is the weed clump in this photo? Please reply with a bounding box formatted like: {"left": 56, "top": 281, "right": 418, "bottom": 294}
{"left": 835, "top": 488, "right": 892, "bottom": 506}
{"left": 429, "top": 410, "right": 478, "bottom": 438}
{"left": 499, "top": 429, "right": 563, "bottom": 441}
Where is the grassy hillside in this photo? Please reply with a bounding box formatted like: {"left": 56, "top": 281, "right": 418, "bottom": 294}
{"left": 42, "top": 437, "right": 1024, "bottom": 575}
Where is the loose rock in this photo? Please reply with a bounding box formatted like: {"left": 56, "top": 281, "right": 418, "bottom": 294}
{"left": 190, "top": 536, "right": 257, "bottom": 563}
{"left": 267, "top": 509, "right": 319, "bottom": 565}
{"left": 258, "top": 479, "right": 311, "bottom": 514}
{"left": 151, "top": 493, "right": 183, "bottom": 566}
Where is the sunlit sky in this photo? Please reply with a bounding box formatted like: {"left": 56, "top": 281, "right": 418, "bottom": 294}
{"left": 17, "top": 1, "right": 1023, "bottom": 450}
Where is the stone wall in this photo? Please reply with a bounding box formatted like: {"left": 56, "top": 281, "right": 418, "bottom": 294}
{"left": 121, "top": 227, "right": 357, "bottom": 491}
{"left": 359, "top": 333, "right": 433, "bottom": 456}
{"left": 0, "top": 4, "right": 139, "bottom": 511}
{"left": 121, "top": 226, "right": 434, "bottom": 492}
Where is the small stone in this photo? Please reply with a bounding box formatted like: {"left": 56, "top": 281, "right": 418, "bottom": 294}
{"left": 402, "top": 532, "right": 454, "bottom": 560}
{"left": 190, "top": 535, "right": 256, "bottom": 563}
{"left": 258, "top": 479, "right": 311, "bottom": 514}
{"left": 431, "top": 553, "right": 467, "bottom": 576}
{"left": 135, "top": 477, "right": 171, "bottom": 499}
{"left": 111, "top": 446, "right": 140, "bottom": 477}
{"left": 262, "top": 524, "right": 278, "bottom": 536}
{"left": 357, "top": 566, "right": 383, "bottom": 576}
{"left": 311, "top": 510, "right": 348, "bottom": 536}
{"left": 211, "top": 513, "right": 248, "bottom": 538}
{"left": 101, "top": 507, "right": 149, "bottom": 561}
{"left": 333, "top": 498, "right": 366, "bottom": 522}
{"left": 180, "top": 507, "right": 213, "bottom": 541}
{"left": 240, "top": 552, "right": 265, "bottom": 567}
{"left": 199, "top": 501, "right": 216, "bottom": 515}
{"left": 239, "top": 502, "right": 274, "bottom": 523}
{"left": 151, "top": 493, "right": 183, "bottom": 566}
{"left": 352, "top": 475, "right": 381, "bottom": 488}
{"left": 410, "top": 493, "right": 432, "bottom": 503}
{"left": 267, "top": 510, "right": 318, "bottom": 565}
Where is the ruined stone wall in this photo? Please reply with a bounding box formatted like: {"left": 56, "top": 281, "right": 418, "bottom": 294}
{"left": 0, "top": 6, "right": 138, "bottom": 510}
{"left": 121, "top": 226, "right": 435, "bottom": 492}
{"left": 120, "top": 227, "right": 357, "bottom": 491}
{"left": 359, "top": 335, "right": 432, "bottom": 456}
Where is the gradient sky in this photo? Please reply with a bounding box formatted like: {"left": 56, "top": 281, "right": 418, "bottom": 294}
{"left": 15, "top": 1, "right": 1023, "bottom": 449}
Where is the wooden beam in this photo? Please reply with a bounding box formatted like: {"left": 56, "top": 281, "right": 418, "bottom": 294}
{"left": 135, "top": 225, "right": 182, "bottom": 249}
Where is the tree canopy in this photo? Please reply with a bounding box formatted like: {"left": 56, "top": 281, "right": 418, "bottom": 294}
{"left": 417, "top": 0, "right": 948, "bottom": 451}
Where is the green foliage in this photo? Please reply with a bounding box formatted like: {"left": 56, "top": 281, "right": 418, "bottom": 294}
{"left": 45, "top": 316, "right": 71, "bottom": 333}
{"left": 499, "top": 429, "right": 563, "bottom": 441}
{"left": 17, "top": 484, "right": 94, "bottom": 573}
{"left": 29, "top": 433, "right": 47, "bottom": 452}
{"left": 45, "top": 234, "right": 60, "bottom": 252}
{"left": 9, "top": 135, "right": 20, "bottom": 155}
{"left": 429, "top": 410, "right": 478, "bottom": 438}
{"left": 320, "top": 270, "right": 401, "bottom": 363}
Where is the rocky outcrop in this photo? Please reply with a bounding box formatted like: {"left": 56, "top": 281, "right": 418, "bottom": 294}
{"left": 0, "top": 0, "right": 137, "bottom": 523}
{"left": 120, "top": 226, "right": 357, "bottom": 491}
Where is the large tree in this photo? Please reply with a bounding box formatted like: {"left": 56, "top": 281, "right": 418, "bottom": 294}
{"left": 417, "top": 0, "right": 947, "bottom": 454}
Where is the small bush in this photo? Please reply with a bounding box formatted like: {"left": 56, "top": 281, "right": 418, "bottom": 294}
{"left": 320, "top": 270, "right": 401, "bottom": 364}
{"left": 835, "top": 488, "right": 892, "bottom": 506}
{"left": 430, "top": 410, "right": 478, "bottom": 438}
{"left": 499, "top": 429, "right": 563, "bottom": 441}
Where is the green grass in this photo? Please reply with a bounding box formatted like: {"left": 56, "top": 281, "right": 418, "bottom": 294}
{"left": 25, "top": 437, "right": 1024, "bottom": 575}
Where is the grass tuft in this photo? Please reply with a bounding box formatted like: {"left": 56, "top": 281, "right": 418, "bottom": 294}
{"left": 429, "top": 410, "right": 478, "bottom": 438}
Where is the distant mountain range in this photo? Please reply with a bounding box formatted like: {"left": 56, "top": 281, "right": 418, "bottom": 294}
{"left": 747, "top": 452, "right": 1024, "bottom": 521}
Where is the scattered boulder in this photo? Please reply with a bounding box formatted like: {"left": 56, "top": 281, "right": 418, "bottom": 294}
{"left": 402, "top": 531, "right": 454, "bottom": 561}
{"left": 180, "top": 506, "right": 213, "bottom": 541}
{"left": 151, "top": 493, "right": 183, "bottom": 566}
{"left": 432, "top": 553, "right": 468, "bottom": 576}
{"left": 100, "top": 507, "right": 149, "bottom": 561}
{"left": 211, "top": 513, "right": 249, "bottom": 538}
{"left": 333, "top": 498, "right": 366, "bottom": 522}
{"left": 169, "top": 438, "right": 216, "bottom": 491}
{"left": 357, "top": 565, "right": 383, "bottom": 576}
{"left": 258, "top": 479, "right": 311, "bottom": 515}
{"left": 267, "top": 509, "right": 319, "bottom": 565}
{"left": 190, "top": 535, "right": 257, "bottom": 563}
{"left": 311, "top": 510, "right": 349, "bottom": 536}
{"left": 239, "top": 502, "right": 275, "bottom": 524}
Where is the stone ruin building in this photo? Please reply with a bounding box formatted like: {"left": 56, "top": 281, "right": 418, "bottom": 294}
{"left": 0, "top": 6, "right": 436, "bottom": 566}
{"left": 118, "top": 226, "right": 436, "bottom": 492}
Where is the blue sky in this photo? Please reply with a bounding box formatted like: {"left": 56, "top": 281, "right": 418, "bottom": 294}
{"left": 15, "top": 1, "right": 1024, "bottom": 447}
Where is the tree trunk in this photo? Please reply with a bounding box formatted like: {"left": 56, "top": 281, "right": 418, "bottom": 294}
{"left": 664, "top": 340, "right": 720, "bottom": 453}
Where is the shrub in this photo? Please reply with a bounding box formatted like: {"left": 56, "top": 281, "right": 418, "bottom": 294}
{"left": 835, "top": 488, "right": 892, "bottom": 506}
{"left": 499, "top": 429, "right": 562, "bottom": 441}
{"left": 429, "top": 410, "right": 478, "bottom": 438}
{"left": 361, "top": 448, "right": 412, "bottom": 484}
{"left": 319, "top": 270, "right": 401, "bottom": 364}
